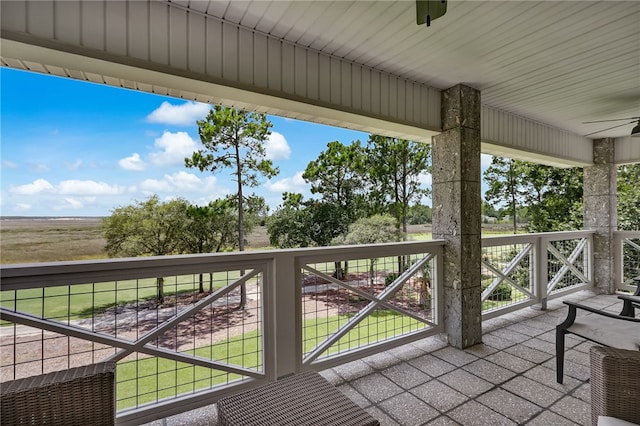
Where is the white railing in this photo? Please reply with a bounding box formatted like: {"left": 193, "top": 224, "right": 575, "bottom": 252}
{"left": 0, "top": 230, "right": 607, "bottom": 423}
{"left": 481, "top": 231, "right": 594, "bottom": 319}
{"left": 614, "top": 230, "right": 640, "bottom": 292}
{"left": 294, "top": 242, "right": 444, "bottom": 371}
{"left": 0, "top": 241, "right": 444, "bottom": 425}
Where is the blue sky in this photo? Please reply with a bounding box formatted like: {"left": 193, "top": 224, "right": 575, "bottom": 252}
{"left": 1, "top": 68, "right": 491, "bottom": 217}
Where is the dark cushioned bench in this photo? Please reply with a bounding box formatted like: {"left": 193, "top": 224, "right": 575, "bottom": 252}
{"left": 217, "top": 370, "right": 380, "bottom": 426}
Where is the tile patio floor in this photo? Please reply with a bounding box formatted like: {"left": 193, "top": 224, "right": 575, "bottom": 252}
{"left": 148, "top": 290, "right": 632, "bottom": 426}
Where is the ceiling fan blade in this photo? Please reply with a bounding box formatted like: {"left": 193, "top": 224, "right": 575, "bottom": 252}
{"left": 584, "top": 121, "right": 637, "bottom": 137}
{"left": 583, "top": 116, "right": 639, "bottom": 123}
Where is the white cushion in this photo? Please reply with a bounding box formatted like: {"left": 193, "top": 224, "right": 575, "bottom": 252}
{"left": 598, "top": 416, "right": 640, "bottom": 426}
{"left": 566, "top": 316, "right": 640, "bottom": 350}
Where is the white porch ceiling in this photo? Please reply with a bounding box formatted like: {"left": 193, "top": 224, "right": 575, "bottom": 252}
{"left": 182, "top": 0, "right": 639, "bottom": 139}
{"left": 1, "top": 0, "right": 639, "bottom": 156}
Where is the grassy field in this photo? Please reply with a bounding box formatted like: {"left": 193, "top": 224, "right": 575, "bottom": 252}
{"left": 116, "top": 310, "right": 425, "bottom": 410}
{"left": 0, "top": 218, "right": 274, "bottom": 264}
{"left": 0, "top": 218, "right": 518, "bottom": 265}
{"left": 1, "top": 218, "right": 107, "bottom": 264}
{"left": 0, "top": 219, "right": 434, "bottom": 264}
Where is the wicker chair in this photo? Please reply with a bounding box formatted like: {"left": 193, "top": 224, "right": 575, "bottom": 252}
{"left": 590, "top": 346, "right": 640, "bottom": 426}
{"left": 556, "top": 294, "right": 640, "bottom": 383}
{"left": 0, "top": 362, "right": 115, "bottom": 426}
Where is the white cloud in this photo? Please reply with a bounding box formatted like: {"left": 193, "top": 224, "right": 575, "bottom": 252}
{"left": 140, "top": 178, "right": 172, "bottom": 193}
{"left": 418, "top": 172, "right": 432, "bottom": 186}
{"left": 481, "top": 154, "right": 493, "bottom": 169}
{"left": 2, "top": 160, "right": 18, "bottom": 169}
{"left": 58, "top": 180, "right": 124, "bottom": 195}
{"left": 10, "top": 179, "right": 55, "bottom": 195}
{"left": 29, "top": 163, "right": 51, "bottom": 173}
{"left": 265, "top": 172, "right": 309, "bottom": 193}
{"left": 146, "top": 101, "right": 210, "bottom": 126}
{"left": 14, "top": 203, "right": 32, "bottom": 212}
{"left": 65, "top": 160, "right": 83, "bottom": 171}
{"left": 165, "top": 171, "right": 207, "bottom": 192}
{"left": 119, "top": 153, "right": 146, "bottom": 171}
{"left": 148, "top": 131, "right": 199, "bottom": 167}
{"left": 265, "top": 132, "right": 291, "bottom": 161}
{"left": 54, "top": 198, "right": 84, "bottom": 210}
{"left": 138, "top": 172, "right": 224, "bottom": 197}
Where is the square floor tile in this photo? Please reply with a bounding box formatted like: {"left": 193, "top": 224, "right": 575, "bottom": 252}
{"left": 485, "top": 351, "right": 535, "bottom": 373}
{"left": 448, "top": 400, "right": 516, "bottom": 426}
{"left": 381, "top": 363, "right": 431, "bottom": 390}
{"left": 520, "top": 337, "right": 556, "bottom": 355}
{"left": 525, "top": 410, "right": 580, "bottom": 426}
{"left": 523, "top": 365, "right": 582, "bottom": 393}
{"left": 363, "top": 351, "right": 403, "bottom": 370}
{"left": 481, "top": 333, "right": 518, "bottom": 350}
{"left": 477, "top": 388, "right": 542, "bottom": 423}
{"left": 333, "top": 359, "right": 375, "bottom": 381}
{"left": 504, "top": 323, "right": 544, "bottom": 337}
{"left": 438, "top": 369, "right": 494, "bottom": 398}
{"left": 487, "top": 328, "right": 530, "bottom": 344}
{"left": 387, "top": 344, "right": 427, "bottom": 361}
{"left": 408, "top": 354, "right": 457, "bottom": 377}
{"left": 350, "top": 373, "right": 404, "bottom": 403}
{"left": 365, "top": 406, "right": 401, "bottom": 426}
{"left": 462, "top": 358, "right": 518, "bottom": 385}
{"left": 503, "top": 344, "right": 553, "bottom": 364}
{"left": 463, "top": 343, "right": 498, "bottom": 358}
{"left": 550, "top": 396, "right": 590, "bottom": 426}
{"left": 432, "top": 346, "right": 478, "bottom": 367}
{"left": 501, "top": 376, "right": 563, "bottom": 407}
{"left": 572, "top": 383, "right": 590, "bottom": 404}
{"left": 337, "top": 383, "right": 372, "bottom": 408}
{"left": 543, "top": 357, "right": 590, "bottom": 381}
{"left": 410, "top": 380, "right": 468, "bottom": 412}
{"left": 426, "top": 416, "right": 462, "bottom": 425}
{"left": 379, "top": 392, "right": 439, "bottom": 426}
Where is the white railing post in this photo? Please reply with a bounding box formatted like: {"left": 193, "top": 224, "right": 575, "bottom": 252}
{"left": 613, "top": 232, "right": 623, "bottom": 291}
{"left": 271, "top": 251, "right": 300, "bottom": 379}
{"left": 587, "top": 234, "right": 594, "bottom": 287}
{"left": 535, "top": 235, "right": 548, "bottom": 310}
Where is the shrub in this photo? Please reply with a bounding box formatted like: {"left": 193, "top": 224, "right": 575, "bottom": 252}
{"left": 482, "top": 281, "right": 513, "bottom": 301}
{"left": 385, "top": 273, "right": 398, "bottom": 287}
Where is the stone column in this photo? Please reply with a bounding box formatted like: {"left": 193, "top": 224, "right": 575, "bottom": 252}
{"left": 583, "top": 139, "right": 617, "bottom": 294}
{"left": 432, "top": 84, "right": 482, "bottom": 348}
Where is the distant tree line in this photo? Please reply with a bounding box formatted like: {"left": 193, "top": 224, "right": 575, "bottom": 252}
{"left": 102, "top": 106, "right": 640, "bottom": 302}
{"left": 483, "top": 158, "right": 640, "bottom": 233}
{"left": 102, "top": 194, "right": 264, "bottom": 303}
{"left": 266, "top": 136, "right": 431, "bottom": 251}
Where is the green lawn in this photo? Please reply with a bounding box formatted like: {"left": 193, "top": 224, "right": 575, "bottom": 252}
{"left": 115, "top": 310, "right": 428, "bottom": 410}
{"left": 0, "top": 271, "right": 242, "bottom": 321}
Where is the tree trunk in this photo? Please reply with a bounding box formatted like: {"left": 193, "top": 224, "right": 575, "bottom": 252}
{"left": 235, "top": 139, "right": 247, "bottom": 310}
{"left": 156, "top": 277, "right": 165, "bottom": 305}
{"left": 369, "top": 259, "right": 375, "bottom": 291}
{"left": 198, "top": 273, "right": 204, "bottom": 293}
{"left": 333, "top": 261, "right": 343, "bottom": 280}
{"left": 419, "top": 277, "right": 431, "bottom": 309}
{"left": 509, "top": 160, "right": 517, "bottom": 234}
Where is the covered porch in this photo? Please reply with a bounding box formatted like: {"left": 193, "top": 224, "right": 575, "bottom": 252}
{"left": 152, "top": 290, "right": 621, "bottom": 426}
{"left": 1, "top": 230, "right": 639, "bottom": 424}
{"left": 1, "top": 0, "right": 639, "bottom": 424}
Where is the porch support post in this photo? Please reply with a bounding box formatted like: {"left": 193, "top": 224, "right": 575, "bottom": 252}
{"left": 583, "top": 139, "right": 617, "bottom": 294}
{"left": 432, "top": 84, "right": 482, "bottom": 348}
